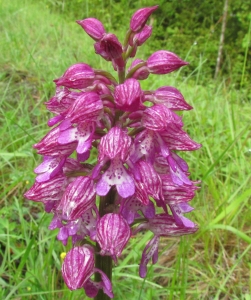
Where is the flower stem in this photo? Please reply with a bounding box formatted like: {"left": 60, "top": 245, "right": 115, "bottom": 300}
{"left": 94, "top": 189, "right": 116, "bottom": 300}
{"left": 95, "top": 245, "right": 112, "bottom": 300}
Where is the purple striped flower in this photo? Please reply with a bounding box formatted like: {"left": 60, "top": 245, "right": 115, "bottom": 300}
{"left": 25, "top": 5, "right": 201, "bottom": 298}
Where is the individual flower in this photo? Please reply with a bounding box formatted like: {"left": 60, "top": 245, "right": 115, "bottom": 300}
{"left": 95, "top": 127, "right": 135, "bottom": 198}
{"left": 130, "top": 5, "right": 158, "bottom": 32}
{"left": 77, "top": 18, "right": 106, "bottom": 41}
{"left": 96, "top": 213, "right": 131, "bottom": 263}
{"left": 147, "top": 50, "right": 189, "bottom": 74}
{"left": 62, "top": 245, "right": 113, "bottom": 298}
{"left": 114, "top": 78, "right": 142, "bottom": 112}
{"left": 95, "top": 34, "right": 123, "bottom": 60}
{"left": 58, "top": 176, "right": 96, "bottom": 221}
{"left": 54, "top": 63, "right": 95, "bottom": 89}
{"left": 143, "top": 86, "right": 193, "bottom": 110}
{"left": 134, "top": 214, "right": 198, "bottom": 277}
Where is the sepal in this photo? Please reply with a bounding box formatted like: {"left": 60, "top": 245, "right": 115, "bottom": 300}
{"left": 147, "top": 50, "right": 188, "bottom": 74}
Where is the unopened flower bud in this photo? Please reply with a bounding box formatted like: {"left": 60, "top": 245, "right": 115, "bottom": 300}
{"left": 96, "top": 213, "right": 131, "bottom": 262}
{"left": 147, "top": 50, "right": 189, "bottom": 74}
{"left": 96, "top": 34, "right": 123, "bottom": 60}
{"left": 127, "top": 59, "right": 149, "bottom": 80}
{"left": 134, "top": 25, "right": 152, "bottom": 46}
{"left": 77, "top": 18, "right": 105, "bottom": 41}
{"left": 114, "top": 78, "right": 142, "bottom": 112}
{"left": 130, "top": 5, "right": 158, "bottom": 33}
{"left": 62, "top": 246, "right": 94, "bottom": 290}
{"left": 54, "top": 63, "right": 95, "bottom": 89}
{"left": 144, "top": 86, "right": 192, "bottom": 110}
{"left": 58, "top": 176, "right": 96, "bottom": 221}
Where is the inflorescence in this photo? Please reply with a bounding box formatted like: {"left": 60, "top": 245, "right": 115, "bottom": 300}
{"left": 25, "top": 5, "right": 201, "bottom": 298}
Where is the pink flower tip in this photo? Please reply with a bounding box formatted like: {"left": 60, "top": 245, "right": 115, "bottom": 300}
{"left": 147, "top": 50, "right": 189, "bottom": 75}
{"left": 130, "top": 5, "right": 158, "bottom": 33}
{"left": 77, "top": 18, "right": 105, "bottom": 41}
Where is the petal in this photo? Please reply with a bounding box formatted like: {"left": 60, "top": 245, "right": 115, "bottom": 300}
{"left": 77, "top": 18, "right": 105, "bottom": 41}
{"left": 60, "top": 176, "right": 96, "bottom": 221}
{"left": 96, "top": 158, "right": 135, "bottom": 198}
{"left": 147, "top": 50, "right": 188, "bottom": 75}
{"left": 62, "top": 246, "right": 95, "bottom": 290}
{"left": 130, "top": 6, "right": 158, "bottom": 32}
{"left": 98, "top": 127, "right": 132, "bottom": 161}
{"left": 96, "top": 213, "right": 131, "bottom": 261}
{"left": 139, "top": 236, "right": 159, "bottom": 278}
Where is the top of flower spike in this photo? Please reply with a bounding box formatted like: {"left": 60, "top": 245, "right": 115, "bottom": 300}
{"left": 130, "top": 5, "right": 158, "bottom": 33}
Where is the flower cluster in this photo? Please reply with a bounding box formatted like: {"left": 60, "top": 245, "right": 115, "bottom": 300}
{"left": 25, "top": 5, "right": 201, "bottom": 298}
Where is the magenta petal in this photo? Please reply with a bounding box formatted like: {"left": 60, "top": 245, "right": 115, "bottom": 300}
{"left": 96, "top": 213, "right": 131, "bottom": 261}
{"left": 62, "top": 246, "right": 95, "bottom": 290}
{"left": 84, "top": 279, "right": 100, "bottom": 298}
{"left": 127, "top": 59, "right": 149, "bottom": 80}
{"left": 160, "top": 126, "right": 201, "bottom": 151}
{"left": 96, "top": 158, "right": 135, "bottom": 198}
{"left": 93, "top": 268, "right": 114, "bottom": 298}
{"left": 66, "top": 92, "right": 103, "bottom": 124}
{"left": 48, "top": 114, "right": 64, "bottom": 127}
{"left": 48, "top": 215, "right": 62, "bottom": 230}
{"left": 137, "top": 160, "right": 164, "bottom": 201}
{"left": 59, "top": 176, "right": 96, "bottom": 221}
{"left": 98, "top": 127, "right": 132, "bottom": 161}
{"left": 77, "top": 18, "right": 105, "bottom": 41}
{"left": 134, "top": 25, "right": 152, "bottom": 46}
{"left": 114, "top": 78, "right": 142, "bottom": 112}
{"left": 145, "top": 86, "right": 192, "bottom": 111}
{"left": 34, "top": 156, "right": 66, "bottom": 183}
{"left": 142, "top": 104, "right": 183, "bottom": 131}
{"left": 98, "top": 33, "right": 123, "bottom": 60}
{"left": 58, "top": 127, "right": 77, "bottom": 144}
{"left": 139, "top": 236, "right": 159, "bottom": 278}
{"left": 54, "top": 63, "right": 95, "bottom": 89}
{"left": 169, "top": 164, "right": 192, "bottom": 186}
{"left": 77, "top": 138, "right": 92, "bottom": 154}
{"left": 170, "top": 203, "right": 195, "bottom": 228}
{"left": 95, "top": 177, "right": 110, "bottom": 196}
{"left": 161, "top": 174, "right": 197, "bottom": 204}
{"left": 130, "top": 6, "right": 158, "bottom": 32}
{"left": 116, "top": 175, "right": 135, "bottom": 198}
{"left": 147, "top": 50, "right": 189, "bottom": 74}
{"left": 24, "top": 174, "right": 67, "bottom": 203}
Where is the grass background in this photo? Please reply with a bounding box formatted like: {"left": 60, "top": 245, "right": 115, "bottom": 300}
{"left": 0, "top": 0, "right": 250, "bottom": 299}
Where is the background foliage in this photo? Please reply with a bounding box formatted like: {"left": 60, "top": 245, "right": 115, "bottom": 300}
{"left": 0, "top": 0, "right": 251, "bottom": 299}
{"left": 45, "top": 0, "right": 251, "bottom": 91}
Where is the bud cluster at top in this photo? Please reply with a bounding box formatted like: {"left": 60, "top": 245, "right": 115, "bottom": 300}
{"left": 25, "top": 5, "right": 201, "bottom": 298}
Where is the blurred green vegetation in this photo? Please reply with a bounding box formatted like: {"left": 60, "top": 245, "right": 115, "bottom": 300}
{"left": 0, "top": 0, "right": 251, "bottom": 299}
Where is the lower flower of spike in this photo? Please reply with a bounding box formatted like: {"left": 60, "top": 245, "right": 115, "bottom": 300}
{"left": 62, "top": 245, "right": 114, "bottom": 298}
{"left": 96, "top": 213, "right": 131, "bottom": 264}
